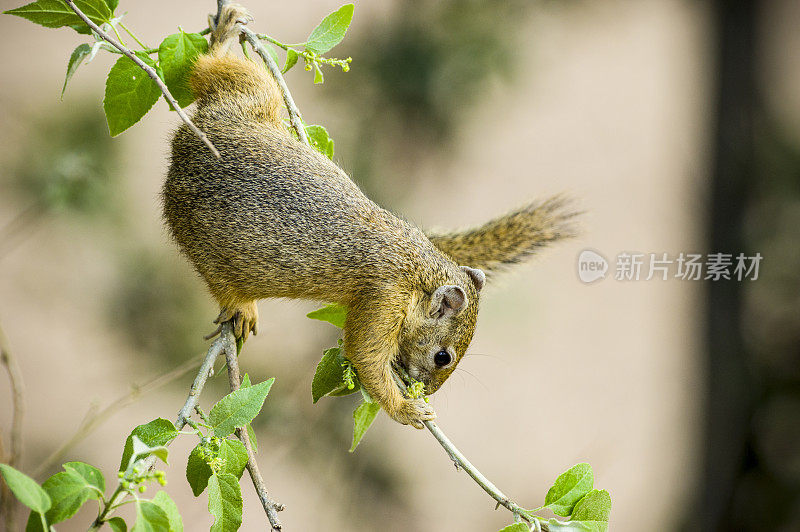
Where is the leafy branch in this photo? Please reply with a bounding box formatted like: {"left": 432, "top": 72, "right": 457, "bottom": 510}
{"left": 58, "top": 0, "right": 221, "bottom": 158}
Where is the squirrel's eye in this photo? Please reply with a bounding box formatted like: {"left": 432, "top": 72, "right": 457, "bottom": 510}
{"left": 433, "top": 350, "right": 451, "bottom": 367}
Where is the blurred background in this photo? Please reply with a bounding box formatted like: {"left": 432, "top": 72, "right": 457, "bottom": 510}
{"left": 1, "top": 0, "right": 799, "bottom": 530}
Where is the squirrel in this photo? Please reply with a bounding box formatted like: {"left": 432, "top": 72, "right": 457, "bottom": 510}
{"left": 162, "top": 5, "right": 578, "bottom": 428}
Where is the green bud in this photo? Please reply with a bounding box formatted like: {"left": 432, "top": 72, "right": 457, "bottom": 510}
{"left": 138, "top": 486, "right": 146, "bottom": 493}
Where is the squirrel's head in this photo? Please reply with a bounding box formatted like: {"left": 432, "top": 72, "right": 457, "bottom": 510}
{"left": 397, "top": 265, "right": 485, "bottom": 394}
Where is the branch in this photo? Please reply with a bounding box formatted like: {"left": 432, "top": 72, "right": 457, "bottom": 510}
{"left": 392, "top": 374, "right": 546, "bottom": 531}
{"left": 63, "top": 0, "right": 222, "bottom": 160}
{"left": 240, "top": 26, "right": 310, "bottom": 146}
{"left": 0, "top": 322, "right": 25, "bottom": 531}
{"left": 223, "top": 339, "right": 284, "bottom": 530}
{"left": 91, "top": 324, "right": 233, "bottom": 529}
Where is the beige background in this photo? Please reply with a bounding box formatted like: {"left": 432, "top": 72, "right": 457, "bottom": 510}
{"left": 1, "top": 0, "right": 797, "bottom": 530}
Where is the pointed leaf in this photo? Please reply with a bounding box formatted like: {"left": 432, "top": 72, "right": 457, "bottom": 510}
{"left": 209, "top": 378, "right": 274, "bottom": 437}
{"left": 306, "top": 303, "right": 347, "bottom": 328}
{"left": 349, "top": 401, "right": 380, "bottom": 452}
{"left": 104, "top": 55, "right": 162, "bottom": 136}
{"left": 543, "top": 463, "right": 594, "bottom": 517}
{"left": 42, "top": 470, "right": 92, "bottom": 524}
{"left": 312, "top": 347, "right": 352, "bottom": 402}
{"left": 282, "top": 49, "right": 298, "bottom": 73}
{"left": 0, "top": 464, "right": 51, "bottom": 514}
{"left": 119, "top": 418, "right": 178, "bottom": 471}
{"left": 208, "top": 473, "right": 242, "bottom": 532}
{"left": 4, "top": 0, "right": 112, "bottom": 33}
{"left": 104, "top": 0, "right": 118, "bottom": 13}
{"left": 152, "top": 491, "right": 183, "bottom": 532}
{"left": 61, "top": 43, "right": 92, "bottom": 98}
{"left": 132, "top": 500, "right": 170, "bottom": 532}
{"left": 63, "top": 461, "right": 104, "bottom": 498}
{"left": 305, "top": 4, "right": 354, "bottom": 54}
{"left": 158, "top": 30, "right": 208, "bottom": 108}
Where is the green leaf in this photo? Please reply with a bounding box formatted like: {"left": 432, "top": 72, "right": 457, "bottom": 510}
{"left": 209, "top": 378, "right": 274, "bottom": 437}
{"left": 152, "top": 491, "right": 183, "bottom": 532}
{"left": 23, "top": 511, "right": 48, "bottom": 532}
{"left": 313, "top": 63, "right": 324, "bottom": 84}
{"left": 42, "top": 470, "right": 92, "bottom": 524}
{"left": 108, "top": 517, "right": 128, "bottom": 532}
{"left": 265, "top": 43, "right": 279, "bottom": 64}
{"left": 543, "top": 463, "right": 594, "bottom": 517}
{"left": 220, "top": 439, "right": 249, "bottom": 479}
{"left": 104, "top": 0, "right": 118, "bottom": 12}
{"left": 497, "top": 525, "right": 529, "bottom": 532}
{"left": 282, "top": 49, "right": 299, "bottom": 73}
{"left": 239, "top": 375, "right": 258, "bottom": 451}
{"left": 312, "top": 347, "right": 347, "bottom": 402}
{"left": 62, "top": 461, "right": 104, "bottom": 498}
{"left": 208, "top": 473, "right": 243, "bottom": 532}
{"left": 571, "top": 489, "right": 612, "bottom": 522}
{"left": 131, "top": 435, "right": 169, "bottom": 465}
{"left": 61, "top": 43, "right": 92, "bottom": 99}
{"left": 103, "top": 55, "right": 162, "bottom": 136}
{"left": 305, "top": 3, "right": 354, "bottom": 54}
{"left": 0, "top": 463, "right": 51, "bottom": 514}
{"left": 246, "top": 423, "right": 258, "bottom": 452}
{"left": 305, "top": 125, "right": 335, "bottom": 160}
{"left": 186, "top": 444, "right": 213, "bottom": 497}
{"left": 545, "top": 519, "right": 604, "bottom": 532}
{"left": 119, "top": 418, "right": 178, "bottom": 471}
{"left": 132, "top": 500, "right": 170, "bottom": 532}
{"left": 349, "top": 401, "right": 380, "bottom": 452}
{"left": 158, "top": 30, "right": 208, "bottom": 108}
{"left": 306, "top": 303, "right": 347, "bottom": 328}
{"left": 4, "top": 0, "right": 112, "bottom": 33}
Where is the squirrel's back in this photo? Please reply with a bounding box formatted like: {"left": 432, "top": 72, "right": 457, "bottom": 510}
{"left": 164, "top": 53, "right": 449, "bottom": 307}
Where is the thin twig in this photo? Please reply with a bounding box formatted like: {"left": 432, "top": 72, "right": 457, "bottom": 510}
{"left": 224, "top": 339, "right": 284, "bottom": 530}
{"left": 90, "top": 325, "right": 232, "bottom": 529}
{"left": 0, "top": 322, "right": 25, "bottom": 531}
{"left": 63, "top": 0, "right": 221, "bottom": 159}
{"left": 240, "top": 26, "right": 310, "bottom": 145}
{"left": 392, "top": 373, "right": 545, "bottom": 531}
{"left": 33, "top": 356, "right": 203, "bottom": 478}
{"left": 0, "top": 324, "right": 24, "bottom": 469}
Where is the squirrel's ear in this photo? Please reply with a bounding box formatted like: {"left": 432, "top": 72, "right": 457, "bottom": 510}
{"left": 430, "top": 285, "right": 467, "bottom": 319}
{"left": 461, "top": 266, "right": 485, "bottom": 292}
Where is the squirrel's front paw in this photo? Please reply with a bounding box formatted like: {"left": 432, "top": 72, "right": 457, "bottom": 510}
{"left": 388, "top": 399, "right": 436, "bottom": 429}
{"left": 215, "top": 302, "right": 259, "bottom": 340}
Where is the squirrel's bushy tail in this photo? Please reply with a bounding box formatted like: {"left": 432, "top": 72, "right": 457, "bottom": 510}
{"left": 189, "top": 4, "right": 280, "bottom": 123}
{"left": 426, "top": 195, "right": 580, "bottom": 276}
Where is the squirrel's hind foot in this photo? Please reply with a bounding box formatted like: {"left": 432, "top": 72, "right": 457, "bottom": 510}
{"left": 209, "top": 301, "right": 259, "bottom": 341}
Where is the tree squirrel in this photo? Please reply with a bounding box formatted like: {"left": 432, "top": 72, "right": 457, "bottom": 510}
{"left": 163, "top": 5, "right": 577, "bottom": 428}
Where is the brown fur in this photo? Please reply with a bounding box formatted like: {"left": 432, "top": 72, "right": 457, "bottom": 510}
{"left": 162, "top": 5, "right": 576, "bottom": 428}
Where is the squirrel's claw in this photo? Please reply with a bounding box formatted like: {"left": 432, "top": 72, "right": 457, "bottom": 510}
{"left": 389, "top": 399, "right": 436, "bottom": 429}
{"left": 212, "top": 302, "right": 259, "bottom": 341}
